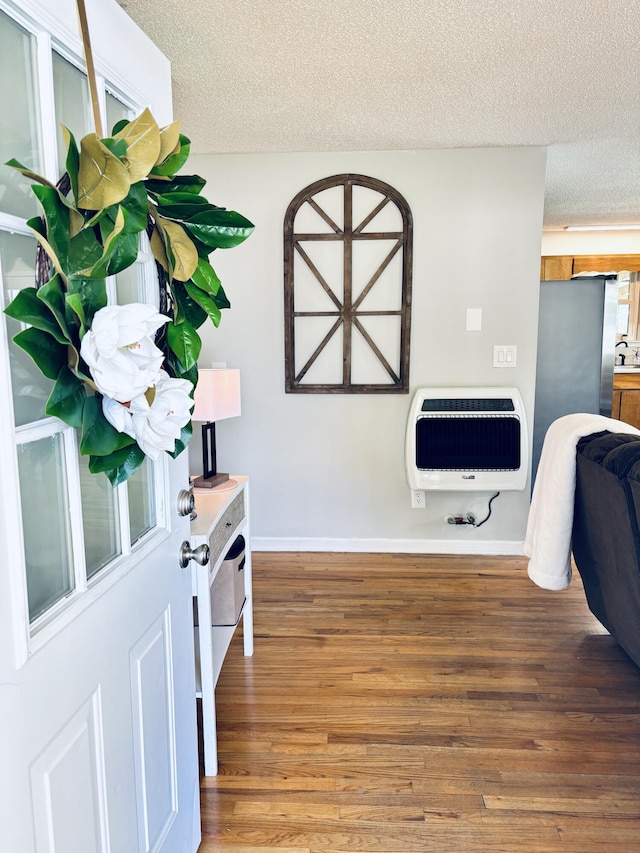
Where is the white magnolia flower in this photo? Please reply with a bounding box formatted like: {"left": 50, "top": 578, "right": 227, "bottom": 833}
{"left": 80, "top": 303, "right": 169, "bottom": 403}
{"left": 102, "top": 395, "right": 136, "bottom": 439}
{"left": 128, "top": 370, "right": 194, "bottom": 460}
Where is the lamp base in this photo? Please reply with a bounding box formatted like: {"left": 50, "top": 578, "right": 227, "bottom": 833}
{"left": 192, "top": 472, "right": 230, "bottom": 489}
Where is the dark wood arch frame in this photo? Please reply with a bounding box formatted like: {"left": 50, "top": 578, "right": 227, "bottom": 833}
{"left": 284, "top": 173, "right": 413, "bottom": 393}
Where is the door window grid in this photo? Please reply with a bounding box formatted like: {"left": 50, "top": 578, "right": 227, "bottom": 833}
{"left": 0, "top": 7, "right": 163, "bottom": 642}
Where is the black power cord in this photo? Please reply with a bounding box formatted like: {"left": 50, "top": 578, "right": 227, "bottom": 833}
{"left": 446, "top": 491, "right": 500, "bottom": 527}
{"left": 473, "top": 491, "right": 500, "bottom": 527}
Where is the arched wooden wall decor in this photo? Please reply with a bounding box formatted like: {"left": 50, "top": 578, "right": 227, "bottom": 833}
{"left": 284, "top": 174, "right": 413, "bottom": 393}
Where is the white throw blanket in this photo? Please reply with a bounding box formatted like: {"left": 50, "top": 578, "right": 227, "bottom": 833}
{"left": 524, "top": 413, "right": 640, "bottom": 591}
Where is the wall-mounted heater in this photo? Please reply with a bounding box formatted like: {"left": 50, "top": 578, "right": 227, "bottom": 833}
{"left": 406, "top": 387, "right": 528, "bottom": 492}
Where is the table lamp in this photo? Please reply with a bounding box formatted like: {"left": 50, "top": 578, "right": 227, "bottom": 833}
{"left": 191, "top": 368, "right": 241, "bottom": 488}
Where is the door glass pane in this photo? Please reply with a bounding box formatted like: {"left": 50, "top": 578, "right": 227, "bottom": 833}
{"left": 17, "top": 433, "right": 74, "bottom": 621}
{"left": 0, "top": 10, "right": 42, "bottom": 218}
{"left": 0, "top": 230, "right": 52, "bottom": 426}
{"left": 115, "top": 260, "right": 141, "bottom": 304}
{"left": 128, "top": 457, "right": 157, "bottom": 544}
{"left": 79, "top": 453, "right": 121, "bottom": 579}
{"left": 52, "top": 52, "right": 92, "bottom": 178}
{"left": 105, "top": 91, "right": 130, "bottom": 136}
{"left": 115, "top": 231, "right": 152, "bottom": 304}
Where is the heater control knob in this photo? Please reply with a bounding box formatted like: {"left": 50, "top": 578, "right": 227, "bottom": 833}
{"left": 178, "top": 541, "right": 210, "bottom": 569}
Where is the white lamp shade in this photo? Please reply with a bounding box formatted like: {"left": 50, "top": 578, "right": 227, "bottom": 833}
{"left": 192, "top": 368, "right": 241, "bottom": 422}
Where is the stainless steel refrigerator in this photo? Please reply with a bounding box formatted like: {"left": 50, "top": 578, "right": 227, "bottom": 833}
{"left": 531, "top": 277, "right": 618, "bottom": 484}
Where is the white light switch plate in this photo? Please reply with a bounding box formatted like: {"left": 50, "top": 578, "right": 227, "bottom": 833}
{"left": 466, "top": 308, "right": 482, "bottom": 331}
{"left": 493, "top": 345, "right": 517, "bottom": 367}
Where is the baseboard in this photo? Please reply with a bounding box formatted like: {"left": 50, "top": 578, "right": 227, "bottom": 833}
{"left": 252, "top": 537, "right": 526, "bottom": 556}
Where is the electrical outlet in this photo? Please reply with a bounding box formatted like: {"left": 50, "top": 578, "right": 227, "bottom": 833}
{"left": 411, "top": 489, "right": 426, "bottom": 509}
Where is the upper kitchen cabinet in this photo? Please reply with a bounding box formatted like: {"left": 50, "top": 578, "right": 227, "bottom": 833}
{"left": 540, "top": 254, "right": 640, "bottom": 280}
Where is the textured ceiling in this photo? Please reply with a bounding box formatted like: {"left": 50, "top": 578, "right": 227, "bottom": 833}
{"left": 115, "top": 0, "right": 640, "bottom": 229}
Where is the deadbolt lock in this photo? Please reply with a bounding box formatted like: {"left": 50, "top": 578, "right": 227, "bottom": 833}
{"left": 176, "top": 488, "right": 195, "bottom": 517}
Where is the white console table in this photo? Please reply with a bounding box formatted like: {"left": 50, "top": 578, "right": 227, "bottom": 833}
{"left": 190, "top": 476, "right": 253, "bottom": 776}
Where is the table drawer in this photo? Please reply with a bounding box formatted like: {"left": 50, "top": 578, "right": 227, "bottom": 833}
{"left": 208, "top": 491, "right": 245, "bottom": 566}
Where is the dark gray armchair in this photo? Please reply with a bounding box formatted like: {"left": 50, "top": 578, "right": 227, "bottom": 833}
{"left": 572, "top": 430, "right": 640, "bottom": 669}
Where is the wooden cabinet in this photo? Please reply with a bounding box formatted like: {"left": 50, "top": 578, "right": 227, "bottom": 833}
{"left": 612, "top": 373, "right": 640, "bottom": 429}
{"left": 540, "top": 256, "right": 575, "bottom": 280}
{"left": 540, "top": 254, "right": 640, "bottom": 280}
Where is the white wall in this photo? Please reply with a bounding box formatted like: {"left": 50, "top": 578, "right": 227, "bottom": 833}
{"left": 541, "top": 230, "right": 640, "bottom": 256}
{"left": 190, "top": 147, "right": 547, "bottom": 553}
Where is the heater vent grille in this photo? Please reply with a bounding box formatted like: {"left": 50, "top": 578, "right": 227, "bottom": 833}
{"left": 420, "top": 398, "right": 515, "bottom": 412}
{"left": 416, "top": 413, "right": 521, "bottom": 471}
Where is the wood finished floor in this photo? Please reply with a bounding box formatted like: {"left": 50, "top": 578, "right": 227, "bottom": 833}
{"left": 198, "top": 553, "right": 640, "bottom": 853}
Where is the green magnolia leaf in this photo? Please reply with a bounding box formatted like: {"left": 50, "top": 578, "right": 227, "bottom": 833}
{"left": 4, "top": 158, "right": 57, "bottom": 190}
{"left": 191, "top": 257, "right": 222, "bottom": 296}
{"left": 4, "top": 287, "right": 68, "bottom": 344}
{"left": 154, "top": 192, "right": 210, "bottom": 215}
{"left": 172, "top": 283, "right": 207, "bottom": 329}
{"left": 110, "top": 119, "right": 129, "bottom": 135}
{"left": 32, "top": 184, "right": 71, "bottom": 269}
{"left": 145, "top": 174, "right": 206, "bottom": 196}
{"left": 184, "top": 280, "right": 222, "bottom": 327}
{"left": 68, "top": 341, "right": 93, "bottom": 385}
{"left": 37, "top": 274, "right": 75, "bottom": 344}
{"left": 154, "top": 192, "right": 212, "bottom": 222}
{"left": 12, "top": 327, "right": 67, "bottom": 379}
{"left": 114, "top": 107, "right": 161, "bottom": 183}
{"left": 156, "top": 201, "right": 213, "bottom": 221}
{"left": 154, "top": 192, "right": 208, "bottom": 207}
{"left": 183, "top": 209, "right": 254, "bottom": 249}
{"left": 165, "top": 349, "right": 198, "bottom": 385}
{"left": 62, "top": 127, "right": 80, "bottom": 204}
{"left": 102, "top": 229, "right": 139, "bottom": 277}
{"left": 166, "top": 319, "right": 201, "bottom": 371}
{"left": 65, "top": 292, "right": 86, "bottom": 333}
{"left": 78, "top": 205, "right": 109, "bottom": 230}
{"left": 67, "top": 277, "right": 107, "bottom": 330}
{"left": 45, "top": 366, "right": 86, "bottom": 426}
{"left": 101, "top": 137, "right": 128, "bottom": 160}
{"left": 27, "top": 216, "right": 44, "bottom": 237}
{"left": 68, "top": 226, "right": 103, "bottom": 277}
{"left": 212, "top": 282, "right": 230, "bottom": 311}
{"left": 149, "top": 134, "right": 190, "bottom": 177}
{"left": 77, "top": 133, "right": 131, "bottom": 210}
{"left": 156, "top": 216, "right": 198, "bottom": 281}
{"left": 189, "top": 233, "right": 217, "bottom": 260}
{"left": 78, "top": 207, "right": 126, "bottom": 279}
{"left": 89, "top": 443, "right": 146, "bottom": 486}
{"left": 80, "top": 394, "right": 135, "bottom": 456}
{"left": 118, "top": 181, "right": 149, "bottom": 234}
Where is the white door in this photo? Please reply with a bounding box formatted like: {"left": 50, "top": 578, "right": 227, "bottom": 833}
{"left": 0, "top": 2, "right": 200, "bottom": 851}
